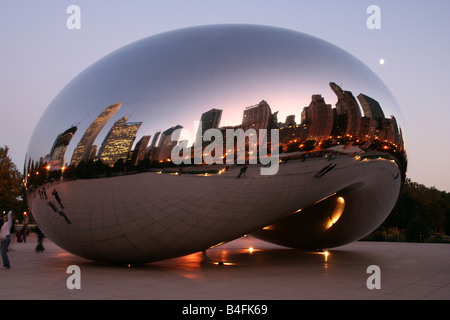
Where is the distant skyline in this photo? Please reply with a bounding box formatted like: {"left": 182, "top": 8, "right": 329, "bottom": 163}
{"left": 1, "top": 0, "right": 449, "bottom": 191}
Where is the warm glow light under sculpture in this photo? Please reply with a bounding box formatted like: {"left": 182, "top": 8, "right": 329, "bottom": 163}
{"left": 25, "top": 25, "right": 407, "bottom": 264}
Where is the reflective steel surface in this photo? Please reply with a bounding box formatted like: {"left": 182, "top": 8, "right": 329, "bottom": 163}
{"left": 25, "top": 24, "right": 407, "bottom": 264}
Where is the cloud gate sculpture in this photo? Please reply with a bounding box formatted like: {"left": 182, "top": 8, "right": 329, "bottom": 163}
{"left": 25, "top": 24, "right": 407, "bottom": 264}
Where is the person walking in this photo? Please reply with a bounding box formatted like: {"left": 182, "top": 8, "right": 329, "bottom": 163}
{"left": 35, "top": 226, "right": 45, "bottom": 253}
{"left": 1, "top": 211, "right": 12, "bottom": 269}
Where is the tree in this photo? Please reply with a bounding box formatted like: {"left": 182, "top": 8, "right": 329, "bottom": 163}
{"left": 405, "top": 216, "right": 429, "bottom": 242}
{"left": 444, "top": 210, "right": 450, "bottom": 236}
{"left": 0, "top": 146, "right": 25, "bottom": 212}
{"left": 382, "top": 178, "right": 450, "bottom": 242}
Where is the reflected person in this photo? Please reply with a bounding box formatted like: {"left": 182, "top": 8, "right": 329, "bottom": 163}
{"left": 315, "top": 164, "right": 337, "bottom": 178}
{"left": 52, "top": 189, "right": 64, "bottom": 209}
{"left": 47, "top": 201, "right": 71, "bottom": 224}
{"left": 237, "top": 164, "right": 248, "bottom": 179}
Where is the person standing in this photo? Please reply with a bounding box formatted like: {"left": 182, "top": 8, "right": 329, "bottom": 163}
{"left": 1, "top": 211, "right": 12, "bottom": 269}
{"left": 19, "top": 216, "right": 29, "bottom": 243}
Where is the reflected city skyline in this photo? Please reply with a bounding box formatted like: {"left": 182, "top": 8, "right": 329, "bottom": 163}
{"left": 25, "top": 81, "right": 405, "bottom": 186}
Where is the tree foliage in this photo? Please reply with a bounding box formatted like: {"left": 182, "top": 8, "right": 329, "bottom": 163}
{"left": 0, "top": 146, "right": 24, "bottom": 211}
{"left": 385, "top": 178, "right": 450, "bottom": 240}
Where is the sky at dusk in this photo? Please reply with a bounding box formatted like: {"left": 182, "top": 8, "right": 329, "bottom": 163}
{"left": 1, "top": 0, "right": 449, "bottom": 192}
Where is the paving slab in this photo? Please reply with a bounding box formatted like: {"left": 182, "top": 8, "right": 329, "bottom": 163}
{"left": 0, "top": 234, "right": 449, "bottom": 301}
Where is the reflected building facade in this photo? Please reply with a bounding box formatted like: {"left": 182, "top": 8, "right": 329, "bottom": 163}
{"left": 242, "top": 100, "right": 278, "bottom": 131}
{"left": 196, "top": 108, "right": 223, "bottom": 147}
{"left": 131, "top": 135, "right": 151, "bottom": 166}
{"left": 97, "top": 116, "right": 142, "bottom": 166}
{"left": 357, "top": 93, "right": 385, "bottom": 129}
{"left": 274, "top": 82, "right": 406, "bottom": 158}
{"left": 200, "top": 108, "right": 222, "bottom": 135}
{"left": 48, "top": 126, "right": 77, "bottom": 170}
{"left": 70, "top": 103, "right": 122, "bottom": 166}
{"left": 155, "top": 125, "right": 183, "bottom": 162}
{"left": 330, "top": 82, "right": 362, "bottom": 138}
{"left": 301, "top": 95, "right": 333, "bottom": 142}
{"left": 145, "top": 131, "right": 161, "bottom": 161}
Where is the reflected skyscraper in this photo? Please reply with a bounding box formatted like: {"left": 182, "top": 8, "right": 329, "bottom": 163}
{"left": 98, "top": 116, "right": 142, "bottom": 166}
{"left": 155, "top": 125, "right": 183, "bottom": 162}
{"left": 145, "top": 131, "right": 161, "bottom": 161}
{"left": 390, "top": 116, "right": 401, "bottom": 146}
{"left": 242, "top": 100, "right": 276, "bottom": 131}
{"left": 49, "top": 126, "right": 77, "bottom": 170}
{"left": 70, "top": 103, "right": 122, "bottom": 166}
{"left": 131, "top": 135, "right": 151, "bottom": 166}
{"left": 330, "top": 82, "right": 362, "bottom": 137}
{"left": 88, "top": 145, "right": 98, "bottom": 161}
{"left": 301, "top": 95, "right": 333, "bottom": 142}
{"left": 200, "top": 108, "right": 222, "bottom": 134}
{"left": 379, "top": 118, "right": 393, "bottom": 142}
{"left": 148, "top": 131, "right": 161, "bottom": 150}
{"left": 357, "top": 93, "right": 385, "bottom": 130}
{"left": 359, "top": 117, "right": 377, "bottom": 140}
{"left": 197, "top": 108, "right": 222, "bottom": 146}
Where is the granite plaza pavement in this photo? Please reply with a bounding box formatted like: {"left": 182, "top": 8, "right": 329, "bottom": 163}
{"left": 0, "top": 233, "right": 449, "bottom": 300}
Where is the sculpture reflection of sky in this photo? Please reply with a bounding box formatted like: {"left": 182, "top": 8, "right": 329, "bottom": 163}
{"left": 26, "top": 24, "right": 403, "bottom": 161}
